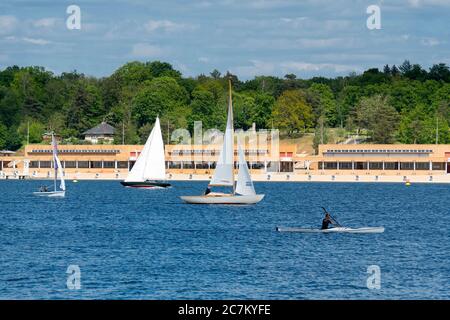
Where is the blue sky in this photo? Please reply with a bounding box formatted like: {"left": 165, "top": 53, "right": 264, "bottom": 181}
{"left": 0, "top": 0, "right": 449, "bottom": 79}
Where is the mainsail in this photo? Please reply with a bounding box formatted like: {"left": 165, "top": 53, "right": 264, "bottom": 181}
{"left": 125, "top": 117, "right": 166, "bottom": 182}
{"left": 52, "top": 134, "right": 65, "bottom": 191}
{"left": 209, "top": 81, "right": 235, "bottom": 187}
{"left": 235, "top": 144, "right": 256, "bottom": 196}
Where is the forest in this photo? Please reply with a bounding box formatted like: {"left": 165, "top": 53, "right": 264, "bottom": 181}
{"left": 0, "top": 60, "right": 449, "bottom": 151}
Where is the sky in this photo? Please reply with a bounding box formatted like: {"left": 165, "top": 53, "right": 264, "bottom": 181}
{"left": 0, "top": 0, "right": 449, "bottom": 79}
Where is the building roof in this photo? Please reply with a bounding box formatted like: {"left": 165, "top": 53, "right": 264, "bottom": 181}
{"left": 83, "top": 122, "right": 115, "bottom": 136}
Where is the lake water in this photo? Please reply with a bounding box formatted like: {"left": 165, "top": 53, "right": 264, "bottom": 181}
{"left": 0, "top": 180, "right": 448, "bottom": 299}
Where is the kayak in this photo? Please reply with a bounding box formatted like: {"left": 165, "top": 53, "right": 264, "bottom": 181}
{"left": 276, "top": 226, "right": 385, "bottom": 234}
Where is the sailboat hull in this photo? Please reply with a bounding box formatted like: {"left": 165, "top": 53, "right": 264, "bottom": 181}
{"left": 33, "top": 191, "right": 65, "bottom": 198}
{"left": 120, "top": 181, "right": 171, "bottom": 188}
{"left": 180, "top": 194, "right": 264, "bottom": 204}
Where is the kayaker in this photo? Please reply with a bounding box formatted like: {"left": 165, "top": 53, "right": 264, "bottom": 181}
{"left": 321, "top": 213, "right": 335, "bottom": 230}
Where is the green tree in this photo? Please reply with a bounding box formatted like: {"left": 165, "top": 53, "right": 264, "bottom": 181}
{"left": 308, "top": 83, "right": 337, "bottom": 126}
{"left": 187, "top": 88, "right": 224, "bottom": 132}
{"left": 252, "top": 93, "right": 275, "bottom": 129}
{"left": 428, "top": 63, "right": 450, "bottom": 82}
{"left": 17, "top": 119, "right": 45, "bottom": 144}
{"left": 5, "top": 126, "right": 22, "bottom": 150}
{"left": 356, "top": 95, "right": 399, "bottom": 143}
{"left": 66, "top": 82, "right": 104, "bottom": 135}
{"left": 210, "top": 69, "right": 221, "bottom": 79}
{"left": 271, "top": 90, "right": 313, "bottom": 137}
{"left": 0, "top": 123, "right": 7, "bottom": 149}
{"left": 133, "top": 76, "right": 188, "bottom": 127}
{"left": 313, "top": 116, "right": 329, "bottom": 154}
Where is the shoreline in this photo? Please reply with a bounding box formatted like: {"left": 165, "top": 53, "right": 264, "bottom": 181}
{"left": 2, "top": 173, "right": 450, "bottom": 183}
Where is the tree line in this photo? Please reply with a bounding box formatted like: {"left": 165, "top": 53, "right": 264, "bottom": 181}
{"left": 0, "top": 60, "right": 449, "bottom": 151}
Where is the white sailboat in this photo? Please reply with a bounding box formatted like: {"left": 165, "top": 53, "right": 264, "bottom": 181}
{"left": 33, "top": 133, "right": 66, "bottom": 197}
{"left": 180, "top": 80, "right": 264, "bottom": 204}
{"left": 120, "top": 117, "right": 170, "bottom": 188}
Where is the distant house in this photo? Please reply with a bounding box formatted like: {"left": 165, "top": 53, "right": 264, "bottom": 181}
{"left": 83, "top": 122, "right": 115, "bottom": 144}
{"left": 0, "top": 150, "right": 15, "bottom": 157}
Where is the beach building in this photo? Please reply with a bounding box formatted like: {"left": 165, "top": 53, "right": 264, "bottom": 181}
{"left": 1, "top": 143, "right": 450, "bottom": 182}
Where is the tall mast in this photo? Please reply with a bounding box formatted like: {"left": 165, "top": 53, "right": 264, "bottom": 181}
{"left": 228, "top": 78, "right": 236, "bottom": 195}
{"left": 52, "top": 133, "right": 57, "bottom": 191}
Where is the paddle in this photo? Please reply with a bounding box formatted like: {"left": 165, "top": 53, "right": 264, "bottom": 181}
{"left": 321, "top": 207, "right": 343, "bottom": 227}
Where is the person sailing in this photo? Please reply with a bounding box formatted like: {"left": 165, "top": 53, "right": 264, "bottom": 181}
{"left": 321, "top": 213, "right": 336, "bottom": 230}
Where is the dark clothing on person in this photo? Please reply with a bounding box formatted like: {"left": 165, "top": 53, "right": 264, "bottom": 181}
{"left": 204, "top": 187, "right": 211, "bottom": 195}
{"left": 321, "top": 218, "right": 332, "bottom": 230}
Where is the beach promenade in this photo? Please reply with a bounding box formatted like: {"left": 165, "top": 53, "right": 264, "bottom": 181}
{"left": 2, "top": 171, "right": 450, "bottom": 183}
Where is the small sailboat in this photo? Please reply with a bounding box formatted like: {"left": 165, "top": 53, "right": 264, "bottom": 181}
{"left": 120, "top": 117, "right": 170, "bottom": 188}
{"left": 33, "top": 133, "right": 66, "bottom": 197}
{"left": 180, "top": 80, "right": 264, "bottom": 205}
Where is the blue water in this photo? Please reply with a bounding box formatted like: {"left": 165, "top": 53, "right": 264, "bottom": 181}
{"left": 0, "top": 180, "right": 448, "bottom": 299}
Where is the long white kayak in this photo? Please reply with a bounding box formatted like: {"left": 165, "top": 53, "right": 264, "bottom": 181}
{"left": 276, "top": 226, "right": 384, "bottom": 234}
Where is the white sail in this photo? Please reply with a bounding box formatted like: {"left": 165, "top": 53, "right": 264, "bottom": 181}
{"left": 235, "top": 144, "right": 256, "bottom": 196}
{"left": 209, "top": 83, "right": 234, "bottom": 187}
{"left": 52, "top": 134, "right": 65, "bottom": 191}
{"left": 125, "top": 117, "right": 166, "bottom": 182}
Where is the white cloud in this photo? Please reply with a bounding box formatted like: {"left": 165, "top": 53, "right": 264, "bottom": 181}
{"left": 131, "top": 43, "right": 164, "bottom": 57}
{"left": 198, "top": 57, "right": 210, "bottom": 63}
{"left": 33, "top": 18, "right": 59, "bottom": 28}
{"left": 420, "top": 37, "right": 440, "bottom": 46}
{"left": 0, "top": 15, "right": 18, "bottom": 35}
{"left": 144, "top": 19, "right": 191, "bottom": 33}
{"left": 22, "top": 37, "right": 51, "bottom": 45}
{"left": 230, "top": 57, "right": 361, "bottom": 79}
{"left": 296, "top": 38, "right": 344, "bottom": 48}
{"left": 408, "top": 0, "right": 450, "bottom": 7}
{"left": 280, "top": 61, "right": 359, "bottom": 73}
{"left": 4, "top": 36, "right": 51, "bottom": 46}
{"left": 230, "top": 60, "right": 276, "bottom": 78}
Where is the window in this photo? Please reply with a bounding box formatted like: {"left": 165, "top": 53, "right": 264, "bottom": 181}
{"left": 432, "top": 162, "right": 445, "bottom": 170}
{"left": 40, "top": 161, "right": 51, "bottom": 168}
{"left": 182, "top": 162, "right": 195, "bottom": 169}
{"left": 29, "top": 161, "right": 39, "bottom": 168}
{"left": 384, "top": 162, "right": 398, "bottom": 170}
{"left": 338, "top": 162, "right": 352, "bottom": 170}
{"left": 90, "top": 161, "right": 102, "bottom": 169}
{"left": 354, "top": 162, "right": 367, "bottom": 170}
{"left": 117, "top": 161, "right": 128, "bottom": 169}
{"left": 168, "top": 162, "right": 181, "bottom": 169}
{"left": 415, "top": 162, "right": 430, "bottom": 170}
{"left": 369, "top": 162, "right": 383, "bottom": 170}
{"left": 324, "top": 162, "right": 337, "bottom": 170}
{"left": 77, "top": 161, "right": 89, "bottom": 168}
{"left": 103, "top": 161, "right": 115, "bottom": 168}
{"left": 400, "top": 162, "right": 414, "bottom": 170}
{"left": 64, "top": 161, "right": 76, "bottom": 168}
